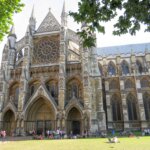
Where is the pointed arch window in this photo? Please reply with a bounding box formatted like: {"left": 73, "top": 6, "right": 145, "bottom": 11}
{"left": 127, "top": 94, "right": 138, "bottom": 120}
{"left": 111, "top": 95, "right": 122, "bottom": 121}
{"left": 108, "top": 63, "right": 116, "bottom": 75}
{"left": 136, "top": 60, "right": 143, "bottom": 74}
{"left": 66, "top": 78, "right": 83, "bottom": 102}
{"left": 140, "top": 78, "right": 149, "bottom": 88}
{"left": 143, "top": 92, "right": 150, "bottom": 120}
{"left": 121, "top": 61, "right": 129, "bottom": 75}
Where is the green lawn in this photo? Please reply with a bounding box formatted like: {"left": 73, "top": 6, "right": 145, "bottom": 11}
{"left": 1, "top": 137, "right": 150, "bottom": 150}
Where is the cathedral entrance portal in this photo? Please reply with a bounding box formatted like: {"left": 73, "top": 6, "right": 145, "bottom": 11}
{"left": 67, "top": 107, "right": 82, "bottom": 135}
{"left": 3, "top": 110, "right": 16, "bottom": 136}
{"left": 25, "top": 98, "right": 56, "bottom": 135}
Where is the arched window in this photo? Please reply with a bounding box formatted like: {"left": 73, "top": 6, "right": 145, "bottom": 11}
{"left": 121, "top": 61, "right": 130, "bottom": 75}
{"left": 46, "top": 81, "right": 58, "bottom": 102}
{"left": 136, "top": 60, "right": 143, "bottom": 74}
{"left": 140, "top": 78, "right": 149, "bottom": 88}
{"left": 66, "top": 78, "right": 83, "bottom": 102}
{"left": 143, "top": 92, "right": 150, "bottom": 120}
{"left": 125, "top": 79, "right": 135, "bottom": 89}
{"left": 111, "top": 94, "right": 122, "bottom": 121}
{"left": 127, "top": 94, "right": 138, "bottom": 120}
{"left": 108, "top": 62, "right": 116, "bottom": 75}
{"left": 109, "top": 79, "right": 119, "bottom": 90}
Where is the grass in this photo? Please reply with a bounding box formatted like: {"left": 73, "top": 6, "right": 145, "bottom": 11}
{"left": 0, "top": 137, "right": 150, "bottom": 150}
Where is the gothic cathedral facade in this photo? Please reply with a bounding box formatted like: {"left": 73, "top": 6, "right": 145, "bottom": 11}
{"left": 0, "top": 5, "right": 150, "bottom": 136}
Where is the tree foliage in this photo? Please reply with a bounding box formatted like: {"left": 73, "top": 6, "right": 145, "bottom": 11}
{"left": 0, "top": 0, "right": 24, "bottom": 41}
{"left": 69, "top": 0, "right": 150, "bottom": 48}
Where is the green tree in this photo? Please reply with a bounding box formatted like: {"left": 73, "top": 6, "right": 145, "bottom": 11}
{"left": 69, "top": 0, "right": 150, "bottom": 48}
{"left": 0, "top": 0, "right": 24, "bottom": 41}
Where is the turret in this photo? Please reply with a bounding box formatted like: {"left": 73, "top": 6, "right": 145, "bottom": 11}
{"left": 29, "top": 6, "right": 36, "bottom": 34}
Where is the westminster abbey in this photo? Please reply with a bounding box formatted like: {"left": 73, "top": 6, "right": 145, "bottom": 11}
{"left": 0, "top": 4, "right": 150, "bottom": 136}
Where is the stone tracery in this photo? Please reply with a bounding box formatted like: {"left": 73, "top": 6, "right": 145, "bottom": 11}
{"left": 33, "top": 38, "right": 59, "bottom": 64}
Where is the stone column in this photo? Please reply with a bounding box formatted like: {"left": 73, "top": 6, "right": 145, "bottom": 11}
{"left": 121, "top": 93, "right": 129, "bottom": 129}
{"left": 106, "top": 94, "right": 113, "bottom": 129}
{"left": 135, "top": 78, "right": 147, "bottom": 129}
{"left": 58, "top": 27, "right": 66, "bottom": 110}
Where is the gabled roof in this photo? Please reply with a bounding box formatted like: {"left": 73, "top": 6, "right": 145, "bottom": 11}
{"left": 36, "top": 9, "right": 60, "bottom": 33}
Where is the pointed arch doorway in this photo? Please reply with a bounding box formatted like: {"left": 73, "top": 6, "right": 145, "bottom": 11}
{"left": 67, "top": 107, "right": 82, "bottom": 135}
{"left": 3, "top": 110, "right": 16, "bottom": 135}
{"left": 25, "top": 97, "right": 56, "bottom": 135}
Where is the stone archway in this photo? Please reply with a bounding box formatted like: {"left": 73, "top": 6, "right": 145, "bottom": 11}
{"left": 25, "top": 97, "right": 56, "bottom": 135}
{"left": 67, "top": 107, "right": 82, "bottom": 136}
{"left": 3, "top": 110, "right": 16, "bottom": 136}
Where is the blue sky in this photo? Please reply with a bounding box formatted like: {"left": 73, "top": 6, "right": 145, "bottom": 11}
{"left": 0, "top": 0, "right": 149, "bottom": 62}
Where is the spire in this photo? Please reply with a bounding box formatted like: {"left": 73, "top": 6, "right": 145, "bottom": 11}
{"left": 61, "top": 0, "right": 67, "bottom": 27}
{"left": 29, "top": 5, "right": 36, "bottom": 34}
{"left": 31, "top": 5, "right": 34, "bottom": 19}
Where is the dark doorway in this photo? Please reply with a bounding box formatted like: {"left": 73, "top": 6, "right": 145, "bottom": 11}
{"left": 37, "top": 121, "right": 44, "bottom": 135}
{"left": 36, "top": 120, "right": 53, "bottom": 135}
{"left": 72, "top": 121, "right": 80, "bottom": 135}
{"left": 3, "top": 110, "right": 16, "bottom": 136}
{"left": 67, "top": 107, "right": 82, "bottom": 135}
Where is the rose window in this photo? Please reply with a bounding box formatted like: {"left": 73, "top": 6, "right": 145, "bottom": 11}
{"left": 33, "top": 39, "right": 59, "bottom": 64}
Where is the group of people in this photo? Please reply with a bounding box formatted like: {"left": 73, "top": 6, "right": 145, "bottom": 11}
{"left": 46, "top": 129, "right": 66, "bottom": 139}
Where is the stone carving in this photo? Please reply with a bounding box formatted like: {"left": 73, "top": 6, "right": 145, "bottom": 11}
{"left": 36, "top": 11, "right": 60, "bottom": 33}
{"left": 33, "top": 38, "right": 59, "bottom": 64}
{"left": 59, "top": 78, "right": 64, "bottom": 89}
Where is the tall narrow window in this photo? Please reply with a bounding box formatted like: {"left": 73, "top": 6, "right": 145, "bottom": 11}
{"left": 121, "top": 61, "right": 129, "bottom": 75}
{"left": 111, "top": 95, "right": 122, "bottom": 121}
{"left": 143, "top": 92, "right": 150, "bottom": 120}
{"left": 127, "top": 94, "right": 138, "bottom": 120}
{"left": 72, "top": 84, "right": 78, "bottom": 98}
{"left": 136, "top": 60, "right": 143, "bottom": 74}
